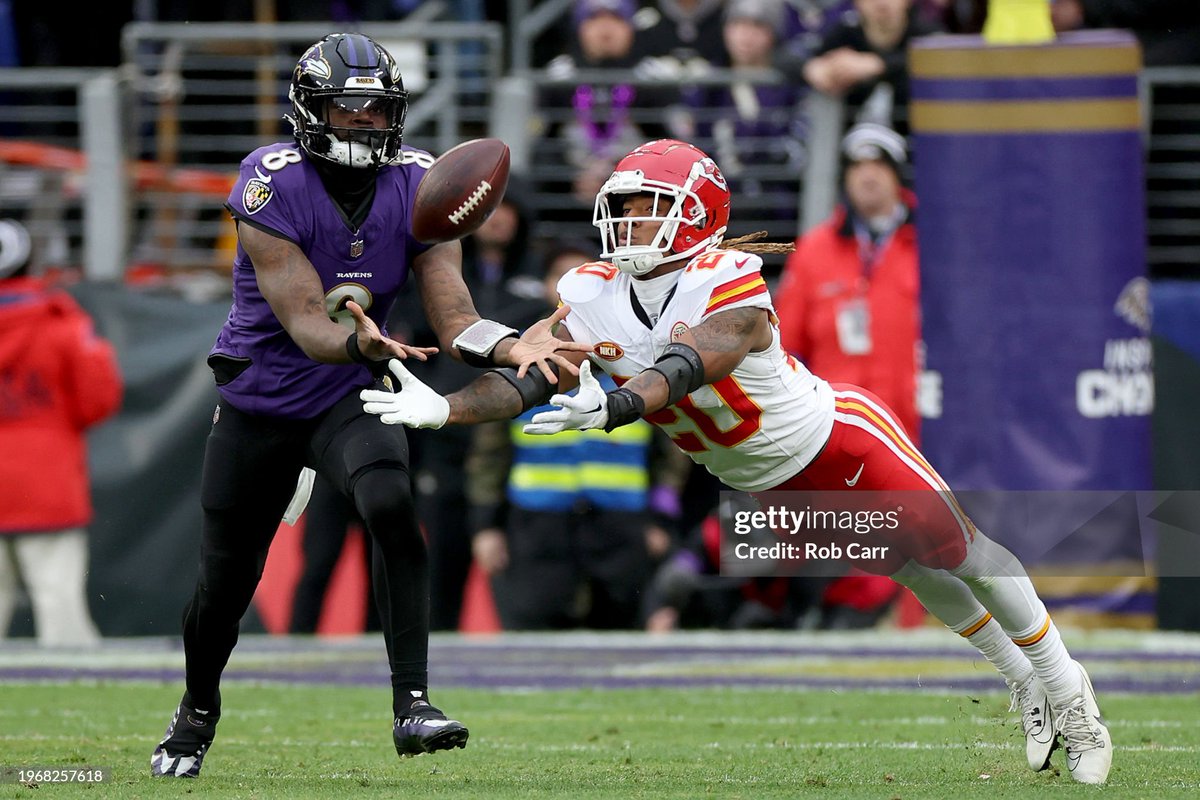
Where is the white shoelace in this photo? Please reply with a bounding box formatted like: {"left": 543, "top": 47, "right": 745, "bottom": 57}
{"left": 1056, "top": 703, "right": 1104, "bottom": 754}
{"left": 1008, "top": 680, "right": 1040, "bottom": 735}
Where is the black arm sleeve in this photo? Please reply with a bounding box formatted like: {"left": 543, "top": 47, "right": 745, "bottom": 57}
{"left": 489, "top": 364, "right": 559, "bottom": 414}
{"left": 646, "top": 342, "right": 706, "bottom": 407}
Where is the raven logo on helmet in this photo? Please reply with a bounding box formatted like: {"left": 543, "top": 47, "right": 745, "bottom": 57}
{"left": 300, "top": 56, "right": 332, "bottom": 80}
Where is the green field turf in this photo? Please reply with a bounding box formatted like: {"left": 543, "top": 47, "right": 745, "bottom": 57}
{"left": 1, "top": 682, "right": 1196, "bottom": 799}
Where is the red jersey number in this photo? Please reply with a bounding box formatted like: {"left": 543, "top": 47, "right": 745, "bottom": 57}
{"left": 621, "top": 374, "right": 763, "bottom": 452}
{"left": 576, "top": 261, "right": 620, "bottom": 280}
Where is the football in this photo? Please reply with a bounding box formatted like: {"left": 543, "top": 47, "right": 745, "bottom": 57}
{"left": 411, "top": 138, "right": 511, "bottom": 244}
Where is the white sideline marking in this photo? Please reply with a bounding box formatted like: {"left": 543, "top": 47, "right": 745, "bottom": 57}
{"left": 484, "top": 740, "right": 1200, "bottom": 754}
{"left": 5, "top": 733, "right": 1197, "bottom": 755}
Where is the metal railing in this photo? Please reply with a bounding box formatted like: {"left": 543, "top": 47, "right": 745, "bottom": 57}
{"left": 0, "top": 22, "right": 504, "bottom": 277}
{"left": 115, "top": 21, "right": 504, "bottom": 272}
{"left": 0, "top": 68, "right": 128, "bottom": 280}
{"left": 488, "top": 67, "right": 842, "bottom": 263}
{"left": 0, "top": 25, "right": 1195, "bottom": 282}
{"left": 1140, "top": 66, "right": 1200, "bottom": 278}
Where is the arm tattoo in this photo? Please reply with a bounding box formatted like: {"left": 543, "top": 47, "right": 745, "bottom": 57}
{"left": 415, "top": 249, "right": 480, "bottom": 348}
{"left": 691, "top": 307, "right": 764, "bottom": 354}
{"left": 659, "top": 306, "right": 767, "bottom": 395}
{"left": 244, "top": 224, "right": 341, "bottom": 359}
{"left": 420, "top": 267, "right": 476, "bottom": 336}
{"left": 448, "top": 373, "right": 524, "bottom": 425}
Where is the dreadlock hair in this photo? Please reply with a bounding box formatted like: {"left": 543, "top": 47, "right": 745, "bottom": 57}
{"left": 717, "top": 230, "right": 795, "bottom": 255}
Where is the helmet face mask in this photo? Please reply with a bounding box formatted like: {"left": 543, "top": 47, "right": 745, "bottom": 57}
{"left": 594, "top": 182, "right": 692, "bottom": 276}
{"left": 289, "top": 33, "right": 409, "bottom": 168}
{"left": 594, "top": 140, "right": 731, "bottom": 276}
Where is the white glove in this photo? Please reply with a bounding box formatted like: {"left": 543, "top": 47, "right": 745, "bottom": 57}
{"left": 523, "top": 360, "right": 609, "bottom": 435}
{"left": 360, "top": 359, "right": 450, "bottom": 429}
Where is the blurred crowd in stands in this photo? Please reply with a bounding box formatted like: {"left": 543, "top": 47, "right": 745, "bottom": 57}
{"left": 2, "top": 1, "right": 1199, "bottom": 639}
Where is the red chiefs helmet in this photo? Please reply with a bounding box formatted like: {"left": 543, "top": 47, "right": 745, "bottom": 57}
{"left": 593, "top": 139, "right": 731, "bottom": 275}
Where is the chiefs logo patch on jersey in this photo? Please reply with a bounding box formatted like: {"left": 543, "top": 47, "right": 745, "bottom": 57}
{"left": 671, "top": 322, "right": 690, "bottom": 341}
{"left": 243, "top": 178, "right": 274, "bottom": 215}
{"left": 595, "top": 341, "right": 625, "bottom": 361}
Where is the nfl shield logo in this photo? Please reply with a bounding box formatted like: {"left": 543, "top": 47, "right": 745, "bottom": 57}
{"left": 350, "top": 239, "right": 364, "bottom": 258}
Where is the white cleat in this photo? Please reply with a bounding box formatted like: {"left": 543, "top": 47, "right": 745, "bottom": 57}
{"left": 1055, "top": 662, "right": 1112, "bottom": 784}
{"left": 1009, "top": 675, "right": 1057, "bottom": 770}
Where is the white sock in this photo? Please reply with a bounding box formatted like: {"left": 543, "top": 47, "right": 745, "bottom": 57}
{"left": 1008, "top": 613, "right": 1080, "bottom": 707}
{"left": 961, "top": 615, "right": 1034, "bottom": 687}
{"left": 950, "top": 531, "right": 1080, "bottom": 706}
{"left": 890, "top": 561, "right": 1033, "bottom": 685}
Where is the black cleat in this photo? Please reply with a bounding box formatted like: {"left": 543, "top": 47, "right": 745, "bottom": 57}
{"left": 150, "top": 703, "right": 219, "bottom": 778}
{"left": 393, "top": 703, "right": 469, "bottom": 757}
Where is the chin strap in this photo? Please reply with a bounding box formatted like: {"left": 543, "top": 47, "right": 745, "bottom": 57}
{"left": 613, "top": 252, "right": 658, "bottom": 275}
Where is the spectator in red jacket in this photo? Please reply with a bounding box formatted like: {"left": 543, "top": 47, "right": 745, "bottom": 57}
{"left": 0, "top": 219, "right": 123, "bottom": 645}
{"left": 775, "top": 123, "right": 919, "bottom": 629}
{"left": 776, "top": 122, "right": 920, "bottom": 443}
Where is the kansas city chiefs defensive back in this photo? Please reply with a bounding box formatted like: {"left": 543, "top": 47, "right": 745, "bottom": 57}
{"left": 361, "top": 138, "right": 1114, "bottom": 786}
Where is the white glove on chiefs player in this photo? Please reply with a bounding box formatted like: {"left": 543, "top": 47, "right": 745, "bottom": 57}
{"left": 360, "top": 359, "right": 450, "bottom": 429}
{"left": 523, "top": 359, "right": 609, "bottom": 435}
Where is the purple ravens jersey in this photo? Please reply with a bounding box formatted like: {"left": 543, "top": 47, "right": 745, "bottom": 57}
{"left": 212, "top": 142, "right": 434, "bottom": 418}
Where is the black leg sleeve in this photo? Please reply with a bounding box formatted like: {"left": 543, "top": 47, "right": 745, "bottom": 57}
{"left": 353, "top": 467, "right": 430, "bottom": 715}
{"left": 183, "top": 407, "right": 304, "bottom": 712}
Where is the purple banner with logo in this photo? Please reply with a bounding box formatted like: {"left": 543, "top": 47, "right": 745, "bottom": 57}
{"left": 909, "top": 33, "right": 1150, "bottom": 567}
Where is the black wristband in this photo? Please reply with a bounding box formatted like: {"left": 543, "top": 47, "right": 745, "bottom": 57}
{"left": 346, "top": 333, "right": 391, "bottom": 378}
{"left": 346, "top": 332, "right": 372, "bottom": 365}
{"left": 604, "top": 388, "right": 645, "bottom": 432}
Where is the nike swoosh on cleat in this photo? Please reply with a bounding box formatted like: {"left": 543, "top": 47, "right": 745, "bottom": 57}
{"left": 1032, "top": 703, "right": 1054, "bottom": 742}
{"left": 845, "top": 463, "right": 864, "bottom": 487}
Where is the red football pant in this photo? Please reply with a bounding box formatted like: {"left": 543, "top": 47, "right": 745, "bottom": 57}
{"left": 770, "top": 384, "right": 973, "bottom": 575}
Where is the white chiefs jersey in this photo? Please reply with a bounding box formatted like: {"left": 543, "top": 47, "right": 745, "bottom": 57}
{"left": 558, "top": 249, "right": 835, "bottom": 492}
